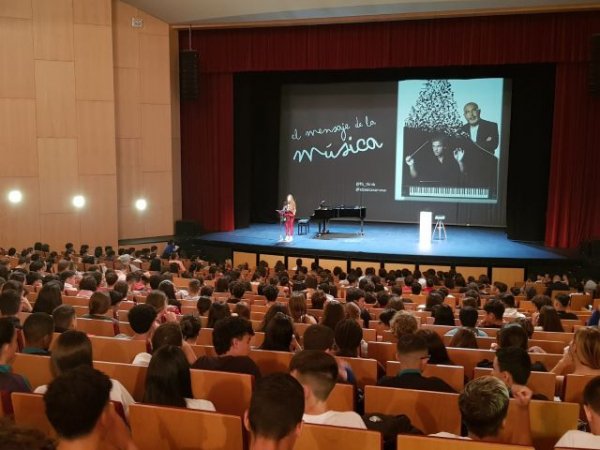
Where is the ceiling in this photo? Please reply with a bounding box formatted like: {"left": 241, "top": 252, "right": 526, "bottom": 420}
{"left": 122, "top": 0, "right": 600, "bottom": 28}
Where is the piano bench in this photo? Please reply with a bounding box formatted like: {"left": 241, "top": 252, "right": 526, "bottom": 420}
{"left": 297, "top": 219, "right": 310, "bottom": 235}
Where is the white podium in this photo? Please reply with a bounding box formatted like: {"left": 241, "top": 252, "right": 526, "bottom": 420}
{"left": 419, "top": 211, "right": 432, "bottom": 246}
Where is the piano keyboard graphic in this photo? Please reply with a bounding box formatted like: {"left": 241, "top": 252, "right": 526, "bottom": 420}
{"left": 409, "top": 186, "right": 489, "bottom": 198}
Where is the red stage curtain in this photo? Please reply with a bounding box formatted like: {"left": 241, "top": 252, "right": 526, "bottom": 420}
{"left": 180, "top": 12, "right": 600, "bottom": 246}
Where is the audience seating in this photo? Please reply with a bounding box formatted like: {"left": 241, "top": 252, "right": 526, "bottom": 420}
{"left": 530, "top": 331, "right": 573, "bottom": 344}
{"left": 366, "top": 341, "right": 395, "bottom": 367}
{"left": 12, "top": 353, "right": 52, "bottom": 390}
{"left": 90, "top": 335, "right": 146, "bottom": 364}
{"left": 295, "top": 423, "right": 381, "bottom": 450}
{"left": 563, "top": 374, "right": 598, "bottom": 404}
{"left": 249, "top": 349, "right": 293, "bottom": 375}
{"left": 338, "top": 356, "right": 378, "bottom": 388}
{"left": 385, "top": 362, "right": 465, "bottom": 393}
{"left": 118, "top": 321, "right": 134, "bottom": 336}
{"left": 129, "top": 403, "right": 244, "bottom": 450}
{"left": 190, "top": 369, "right": 253, "bottom": 417}
{"left": 473, "top": 367, "right": 556, "bottom": 401}
{"left": 327, "top": 383, "right": 355, "bottom": 411}
{"left": 11, "top": 392, "right": 57, "bottom": 437}
{"left": 397, "top": 434, "right": 534, "bottom": 450}
{"left": 62, "top": 296, "right": 90, "bottom": 307}
{"left": 76, "top": 318, "right": 116, "bottom": 337}
{"left": 364, "top": 386, "right": 461, "bottom": 435}
{"left": 190, "top": 344, "right": 217, "bottom": 358}
{"left": 93, "top": 361, "right": 147, "bottom": 402}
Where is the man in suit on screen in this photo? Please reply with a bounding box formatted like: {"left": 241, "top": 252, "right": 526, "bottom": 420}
{"left": 461, "top": 102, "right": 499, "bottom": 155}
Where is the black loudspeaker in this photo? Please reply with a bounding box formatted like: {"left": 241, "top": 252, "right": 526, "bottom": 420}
{"left": 591, "top": 34, "right": 600, "bottom": 96}
{"left": 179, "top": 50, "right": 199, "bottom": 101}
{"left": 175, "top": 220, "right": 201, "bottom": 237}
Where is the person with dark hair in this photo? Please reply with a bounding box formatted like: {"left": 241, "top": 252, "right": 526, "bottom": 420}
{"left": 290, "top": 350, "right": 366, "bottom": 429}
{"left": 52, "top": 304, "right": 77, "bottom": 333}
{"left": 245, "top": 373, "right": 304, "bottom": 450}
{"left": 432, "top": 303, "right": 454, "bottom": 326}
{"left": 180, "top": 314, "right": 201, "bottom": 345}
{"left": 345, "top": 287, "right": 370, "bottom": 328}
{"left": 81, "top": 292, "right": 120, "bottom": 335}
{"left": 410, "top": 282, "right": 422, "bottom": 295}
{"left": 192, "top": 316, "right": 260, "bottom": 378}
{"left": 535, "top": 305, "right": 564, "bottom": 332}
{"left": 334, "top": 319, "right": 363, "bottom": 358}
{"left": 377, "top": 308, "right": 397, "bottom": 331}
{"left": 405, "top": 134, "right": 465, "bottom": 185}
{"left": 132, "top": 322, "right": 195, "bottom": 367}
{"left": 445, "top": 306, "right": 488, "bottom": 337}
{"left": 553, "top": 294, "right": 578, "bottom": 320}
{"left": 492, "top": 347, "right": 547, "bottom": 400}
{"left": 35, "top": 330, "right": 134, "bottom": 416}
{"left": 499, "top": 293, "right": 525, "bottom": 320}
{"left": 43, "top": 365, "right": 136, "bottom": 449}
{"left": 0, "top": 290, "right": 23, "bottom": 329}
{"left": 260, "top": 312, "right": 296, "bottom": 352}
{"left": 207, "top": 301, "right": 232, "bottom": 328}
{"left": 321, "top": 300, "right": 345, "bottom": 332}
{"left": 76, "top": 275, "right": 97, "bottom": 298}
{"left": 303, "top": 324, "right": 335, "bottom": 351}
{"left": 415, "top": 329, "right": 453, "bottom": 365}
{"left": 32, "top": 281, "right": 63, "bottom": 315}
{"left": 262, "top": 284, "right": 279, "bottom": 304}
{"left": 377, "top": 334, "right": 456, "bottom": 392}
{"left": 22, "top": 312, "right": 54, "bottom": 355}
{"left": 123, "top": 304, "right": 158, "bottom": 345}
{"left": 0, "top": 318, "right": 31, "bottom": 407}
{"left": 480, "top": 299, "right": 505, "bottom": 328}
{"left": 196, "top": 296, "right": 212, "bottom": 317}
{"left": 556, "top": 376, "right": 600, "bottom": 448}
{"left": 449, "top": 328, "right": 478, "bottom": 348}
{"left": 228, "top": 281, "right": 246, "bottom": 304}
{"left": 143, "top": 345, "right": 215, "bottom": 411}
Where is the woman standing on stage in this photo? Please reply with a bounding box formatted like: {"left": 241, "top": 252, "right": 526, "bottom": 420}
{"left": 284, "top": 194, "right": 297, "bottom": 242}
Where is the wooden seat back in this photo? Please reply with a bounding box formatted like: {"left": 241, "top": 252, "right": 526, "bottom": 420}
{"left": 90, "top": 336, "right": 146, "bottom": 364}
{"left": 190, "top": 369, "right": 254, "bottom": 417}
{"left": 129, "top": 403, "right": 244, "bottom": 450}
{"left": 473, "top": 367, "right": 556, "bottom": 400}
{"left": 77, "top": 318, "right": 116, "bottom": 337}
{"left": 531, "top": 331, "right": 573, "bottom": 344}
{"left": 366, "top": 341, "right": 395, "bottom": 367}
{"left": 364, "top": 385, "right": 460, "bottom": 435}
{"left": 385, "top": 362, "right": 464, "bottom": 392}
{"left": 249, "top": 349, "right": 293, "bottom": 375}
{"left": 294, "top": 423, "right": 381, "bottom": 450}
{"left": 12, "top": 353, "right": 52, "bottom": 390}
{"left": 196, "top": 328, "right": 213, "bottom": 345}
{"left": 12, "top": 392, "right": 56, "bottom": 437}
{"left": 62, "top": 296, "right": 90, "bottom": 307}
{"left": 93, "top": 361, "right": 147, "bottom": 402}
{"left": 327, "top": 383, "right": 355, "bottom": 411}
{"left": 564, "top": 374, "right": 598, "bottom": 404}
{"left": 338, "top": 357, "right": 378, "bottom": 388}
{"left": 397, "top": 434, "right": 534, "bottom": 450}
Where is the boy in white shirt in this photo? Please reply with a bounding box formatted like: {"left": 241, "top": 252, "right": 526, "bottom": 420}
{"left": 556, "top": 376, "right": 600, "bottom": 449}
{"left": 290, "top": 350, "right": 366, "bottom": 429}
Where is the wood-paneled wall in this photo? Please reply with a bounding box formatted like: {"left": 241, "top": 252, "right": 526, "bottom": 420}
{"left": 0, "top": 0, "right": 180, "bottom": 250}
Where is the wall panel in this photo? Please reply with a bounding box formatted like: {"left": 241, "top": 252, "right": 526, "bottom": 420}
{"left": 74, "top": 24, "right": 114, "bottom": 101}
{"left": 73, "top": 0, "right": 111, "bottom": 26}
{"left": 0, "top": 0, "right": 32, "bottom": 19}
{"left": 37, "top": 138, "right": 79, "bottom": 214}
{"left": 0, "top": 99, "right": 37, "bottom": 176}
{"left": 32, "top": 0, "right": 73, "bottom": 61}
{"left": 77, "top": 100, "right": 116, "bottom": 175}
{"left": 0, "top": 18, "right": 35, "bottom": 98}
{"left": 34, "top": 60, "right": 77, "bottom": 137}
{"left": 114, "top": 67, "right": 141, "bottom": 138}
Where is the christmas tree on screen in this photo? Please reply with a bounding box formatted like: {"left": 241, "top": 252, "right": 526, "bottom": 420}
{"left": 405, "top": 80, "right": 463, "bottom": 136}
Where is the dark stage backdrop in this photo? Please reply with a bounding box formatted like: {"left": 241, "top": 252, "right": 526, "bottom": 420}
{"left": 180, "top": 12, "right": 600, "bottom": 248}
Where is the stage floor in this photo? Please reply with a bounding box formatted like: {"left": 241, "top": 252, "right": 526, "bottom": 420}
{"left": 192, "top": 222, "right": 578, "bottom": 267}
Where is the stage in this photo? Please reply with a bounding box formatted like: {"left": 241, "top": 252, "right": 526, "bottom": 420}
{"left": 185, "top": 222, "right": 580, "bottom": 271}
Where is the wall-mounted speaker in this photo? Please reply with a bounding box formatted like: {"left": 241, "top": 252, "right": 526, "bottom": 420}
{"left": 180, "top": 50, "right": 199, "bottom": 101}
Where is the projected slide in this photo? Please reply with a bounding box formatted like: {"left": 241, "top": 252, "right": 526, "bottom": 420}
{"left": 279, "top": 79, "right": 510, "bottom": 227}
{"left": 395, "top": 79, "right": 504, "bottom": 203}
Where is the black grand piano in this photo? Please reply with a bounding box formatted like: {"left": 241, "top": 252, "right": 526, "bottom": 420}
{"left": 311, "top": 205, "right": 366, "bottom": 236}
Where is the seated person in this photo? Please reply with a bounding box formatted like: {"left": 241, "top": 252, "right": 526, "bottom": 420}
{"left": 34, "top": 330, "right": 134, "bottom": 416}
{"left": 244, "top": 373, "right": 304, "bottom": 450}
{"left": 445, "top": 306, "right": 488, "bottom": 337}
{"left": 345, "top": 288, "right": 370, "bottom": 329}
{"left": 180, "top": 314, "right": 201, "bottom": 345}
{"left": 377, "top": 334, "right": 456, "bottom": 393}
{"left": 263, "top": 284, "right": 279, "bottom": 305}
{"left": 259, "top": 312, "right": 298, "bottom": 352}
{"left": 22, "top": 312, "right": 54, "bottom": 355}
{"left": 0, "top": 318, "right": 31, "bottom": 413}
{"left": 81, "top": 292, "right": 120, "bottom": 335}
{"left": 44, "top": 365, "right": 136, "bottom": 450}
{"left": 415, "top": 329, "right": 453, "bottom": 365}
{"left": 553, "top": 294, "right": 578, "bottom": 320}
{"left": 120, "top": 304, "right": 158, "bottom": 350}
{"left": 389, "top": 311, "right": 418, "bottom": 340}
{"left": 432, "top": 376, "right": 532, "bottom": 445}
{"left": 500, "top": 294, "right": 525, "bottom": 320}
{"left": 143, "top": 345, "right": 215, "bottom": 411}
{"left": 52, "top": 304, "right": 77, "bottom": 333}
{"left": 479, "top": 299, "right": 505, "bottom": 328}
{"left": 303, "top": 324, "right": 356, "bottom": 384}
{"left": 290, "top": 350, "right": 366, "bottom": 429}
{"left": 556, "top": 376, "right": 600, "bottom": 449}
{"left": 334, "top": 319, "right": 363, "bottom": 358}
{"left": 132, "top": 322, "right": 196, "bottom": 367}
{"left": 551, "top": 327, "right": 600, "bottom": 390}
{"left": 0, "top": 290, "right": 23, "bottom": 329}
{"left": 492, "top": 347, "right": 548, "bottom": 400}
{"left": 192, "top": 316, "right": 261, "bottom": 378}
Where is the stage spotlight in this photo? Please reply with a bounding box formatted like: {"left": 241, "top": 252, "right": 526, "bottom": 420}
{"left": 135, "top": 198, "right": 147, "bottom": 211}
{"left": 7, "top": 190, "right": 23, "bottom": 204}
{"left": 72, "top": 195, "right": 86, "bottom": 208}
